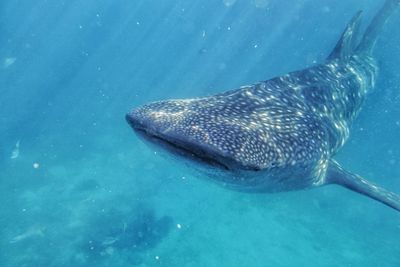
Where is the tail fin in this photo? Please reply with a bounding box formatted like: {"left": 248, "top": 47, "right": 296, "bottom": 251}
{"left": 328, "top": 11, "right": 363, "bottom": 60}
{"left": 357, "top": 0, "right": 400, "bottom": 54}
{"left": 326, "top": 160, "right": 400, "bottom": 212}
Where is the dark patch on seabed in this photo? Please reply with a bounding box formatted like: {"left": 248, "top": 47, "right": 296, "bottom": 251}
{"left": 81, "top": 208, "right": 173, "bottom": 266}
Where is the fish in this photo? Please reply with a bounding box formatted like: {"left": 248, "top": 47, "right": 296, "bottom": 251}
{"left": 10, "top": 140, "right": 20, "bottom": 159}
{"left": 9, "top": 225, "right": 46, "bottom": 244}
{"left": 126, "top": 0, "right": 400, "bottom": 212}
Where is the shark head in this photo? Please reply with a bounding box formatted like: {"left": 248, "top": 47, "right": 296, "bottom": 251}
{"left": 126, "top": 86, "right": 287, "bottom": 174}
{"left": 126, "top": 98, "right": 253, "bottom": 172}
{"left": 126, "top": 84, "right": 321, "bottom": 178}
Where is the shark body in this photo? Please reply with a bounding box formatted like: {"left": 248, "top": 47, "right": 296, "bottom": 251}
{"left": 127, "top": 0, "right": 400, "bottom": 212}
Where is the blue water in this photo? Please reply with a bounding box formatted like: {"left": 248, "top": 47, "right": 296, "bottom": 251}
{"left": 1, "top": 0, "right": 400, "bottom": 266}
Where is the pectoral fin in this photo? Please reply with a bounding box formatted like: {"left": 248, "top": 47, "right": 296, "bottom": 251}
{"left": 326, "top": 160, "right": 400, "bottom": 212}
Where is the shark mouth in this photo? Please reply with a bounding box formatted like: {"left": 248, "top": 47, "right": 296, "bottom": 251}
{"left": 126, "top": 113, "right": 232, "bottom": 171}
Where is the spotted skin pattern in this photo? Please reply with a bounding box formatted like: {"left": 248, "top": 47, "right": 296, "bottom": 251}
{"left": 128, "top": 55, "right": 375, "bottom": 190}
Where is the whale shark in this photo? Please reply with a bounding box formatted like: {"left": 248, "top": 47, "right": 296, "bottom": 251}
{"left": 126, "top": 0, "right": 400, "bottom": 212}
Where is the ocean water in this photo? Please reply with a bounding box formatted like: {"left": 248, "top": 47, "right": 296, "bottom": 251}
{"left": 1, "top": 0, "right": 400, "bottom": 266}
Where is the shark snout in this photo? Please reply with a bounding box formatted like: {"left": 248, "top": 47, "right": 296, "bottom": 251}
{"left": 126, "top": 100, "right": 185, "bottom": 135}
{"left": 125, "top": 108, "right": 164, "bottom": 136}
{"left": 125, "top": 108, "right": 148, "bottom": 131}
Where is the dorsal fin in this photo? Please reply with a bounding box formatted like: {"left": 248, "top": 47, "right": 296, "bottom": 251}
{"left": 327, "top": 11, "right": 363, "bottom": 60}
{"left": 325, "top": 160, "right": 400, "bottom": 212}
{"left": 357, "top": 0, "right": 400, "bottom": 54}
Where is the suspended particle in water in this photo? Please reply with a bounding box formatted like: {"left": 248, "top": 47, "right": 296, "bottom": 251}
{"left": 254, "top": 0, "right": 269, "bottom": 9}
{"left": 322, "top": 6, "right": 331, "bottom": 13}
{"left": 33, "top": 162, "right": 40, "bottom": 169}
{"left": 223, "top": 0, "right": 236, "bottom": 7}
{"left": 3, "top": 57, "right": 16, "bottom": 68}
